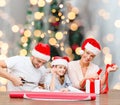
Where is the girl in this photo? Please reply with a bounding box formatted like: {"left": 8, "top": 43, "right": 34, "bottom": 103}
{"left": 44, "top": 56, "right": 72, "bottom": 92}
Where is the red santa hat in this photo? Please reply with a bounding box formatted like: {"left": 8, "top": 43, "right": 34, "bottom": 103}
{"left": 31, "top": 43, "right": 50, "bottom": 61}
{"left": 51, "top": 56, "right": 70, "bottom": 68}
{"left": 80, "top": 38, "right": 101, "bottom": 55}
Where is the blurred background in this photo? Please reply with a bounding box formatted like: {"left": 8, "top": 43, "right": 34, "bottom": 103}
{"left": 0, "top": 0, "right": 120, "bottom": 91}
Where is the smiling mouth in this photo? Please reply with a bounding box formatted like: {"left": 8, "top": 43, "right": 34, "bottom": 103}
{"left": 59, "top": 72, "right": 65, "bottom": 76}
{"left": 35, "top": 64, "right": 40, "bottom": 68}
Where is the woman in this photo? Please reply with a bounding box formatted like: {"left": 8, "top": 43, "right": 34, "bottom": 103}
{"left": 68, "top": 38, "right": 118, "bottom": 93}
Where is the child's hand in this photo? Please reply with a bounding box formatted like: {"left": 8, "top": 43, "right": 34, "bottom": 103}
{"left": 60, "top": 88, "right": 69, "bottom": 92}
{"left": 51, "top": 67, "right": 57, "bottom": 75}
{"left": 38, "top": 83, "right": 44, "bottom": 89}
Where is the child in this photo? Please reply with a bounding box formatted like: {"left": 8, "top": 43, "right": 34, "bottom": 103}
{"left": 44, "top": 56, "right": 72, "bottom": 92}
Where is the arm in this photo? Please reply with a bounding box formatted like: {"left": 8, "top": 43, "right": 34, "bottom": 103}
{"left": 99, "top": 64, "right": 118, "bottom": 94}
{"left": 49, "top": 73, "right": 56, "bottom": 91}
{"left": 44, "top": 67, "right": 57, "bottom": 91}
{"left": 0, "top": 60, "right": 23, "bottom": 86}
{"left": 49, "top": 66, "right": 59, "bottom": 91}
{"left": 101, "top": 64, "right": 118, "bottom": 86}
{"left": 80, "top": 69, "right": 102, "bottom": 89}
{"left": 79, "top": 78, "right": 86, "bottom": 90}
{"left": 79, "top": 74, "right": 99, "bottom": 90}
{"left": 0, "top": 60, "right": 13, "bottom": 80}
{"left": 68, "top": 63, "right": 82, "bottom": 89}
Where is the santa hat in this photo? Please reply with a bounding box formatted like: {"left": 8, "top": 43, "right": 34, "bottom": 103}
{"left": 31, "top": 43, "right": 50, "bottom": 61}
{"left": 51, "top": 56, "right": 70, "bottom": 68}
{"left": 80, "top": 38, "right": 101, "bottom": 55}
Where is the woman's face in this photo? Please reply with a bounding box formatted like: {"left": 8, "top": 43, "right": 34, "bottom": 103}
{"left": 31, "top": 56, "right": 47, "bottom": 69}
{"left": 81, "top": 49, "right": 96, "bottom": 64}
{"left": 55, "top": 65, "right": 67, "bottom": 76}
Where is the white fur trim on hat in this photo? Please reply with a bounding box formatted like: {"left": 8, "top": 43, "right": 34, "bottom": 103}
{"left": 80, "top": 50, "right": 84, "bottom": 55}
{"left": 51, "top": 59, "right": 68, "bottom": 68}
{"left": 85, "top": 42, "right": 101, "bottom": 55}
{"left": 31, "top": 49, "right": 50, "bottom": 61}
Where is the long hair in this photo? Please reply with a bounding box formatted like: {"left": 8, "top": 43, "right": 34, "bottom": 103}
{"left": 59, "top": 75, "right": 65, "bottom": 85}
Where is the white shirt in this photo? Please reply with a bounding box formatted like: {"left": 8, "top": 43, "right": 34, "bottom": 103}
{"left": 5, "top": 56, "right": 48, "bottom": 91}
{"left": 68, "top": 60, "right": 100, "bottom": 89}
{"left": 44, "top": 73, "right": 72, "bottom": 91}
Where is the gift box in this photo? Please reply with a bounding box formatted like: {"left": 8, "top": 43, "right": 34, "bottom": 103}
{"left": 86, "top": 79, "right": 100, "bottom": 94}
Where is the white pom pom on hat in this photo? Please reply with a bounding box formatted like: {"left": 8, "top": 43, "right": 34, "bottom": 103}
{"left": 80, "top": 38, "right": 101, "bottom": 55}
{"left": 31, "top": 43, "right": 50, "bottom": 61}
{"left": 51, "top": 56, "right": 70, "bottom": 68}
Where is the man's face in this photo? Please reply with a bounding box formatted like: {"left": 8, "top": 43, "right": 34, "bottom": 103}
{"left": 31, "top": 56, "right": 47, "bottom": 69}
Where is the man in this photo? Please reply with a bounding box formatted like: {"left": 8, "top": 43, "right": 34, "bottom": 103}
{"left": 0, "top": 43, "right": 50, "bottom": 91}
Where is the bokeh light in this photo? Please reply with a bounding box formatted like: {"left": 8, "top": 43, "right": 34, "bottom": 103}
{"left": 11, "top": 25, "right": 19, "bottom": 33}
{"left": 49, "top": 38, "right": 57, "bottom": 45}
{"left": 55, "top": 32, "right": 63, "bottom": 40}
{"left": 67, "top": 12, "right": 76, "bottom": 20}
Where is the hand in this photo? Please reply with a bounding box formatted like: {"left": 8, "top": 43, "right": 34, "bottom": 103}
{"left": 38, "top": 83, "right": 44, "bottom": 89}
{"left": 107, "top": 64, "right": 118, "bottom": 72}
{"left": 60, "top": 88, "right": 69, "bottom": 92}
{"left": 38, "top": 86, "right": 44, "bottom": 89}
{"left": 11, "top": 76, "right": 23, "bottom": 86}
{"left": 85, "top": 73, "right": 99, "bottom": 79}
{"left": 51, "top": 67, "right": 57, "bottom": 75}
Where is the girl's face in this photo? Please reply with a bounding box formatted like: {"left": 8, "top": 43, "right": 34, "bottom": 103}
{"left": 81, "top": 49, "right": 96, "bottom": 64}
{"left": 55, "top": 65, "right": 67, "bottom": 76}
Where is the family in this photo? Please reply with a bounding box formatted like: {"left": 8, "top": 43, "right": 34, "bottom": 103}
{"left": 0, "top": 38, "right": 118, "bottom": 93}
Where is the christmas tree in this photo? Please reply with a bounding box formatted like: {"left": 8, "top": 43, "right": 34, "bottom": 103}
{"left": 19, "top": 0, "right": 84, "bottom": 60}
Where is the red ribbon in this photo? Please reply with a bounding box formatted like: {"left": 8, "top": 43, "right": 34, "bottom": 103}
{"left": 85, "top": 69, "right": 102, "bottom": 93}
{"left": 89, "top": 78, "right": 95, "bottom": 93}
{"left": 82, "top": 69, "right": 102, "bottom": 92}
{"left": 82, "top": 64, "right": 115, "bottom": 94}
{"left": 100, "top": 64, "right": 115, "bottom": 94}
{"left": 97, "top": 69, "right": 102, "bottom": 75}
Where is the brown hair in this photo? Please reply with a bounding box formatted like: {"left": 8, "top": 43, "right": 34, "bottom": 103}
{"left": 59, "top": 76, "right": 65, "bottom": 85}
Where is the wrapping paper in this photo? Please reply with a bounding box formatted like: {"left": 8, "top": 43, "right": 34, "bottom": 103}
{"left": 9, "top": 91, "right": 96, "bottom": 101}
